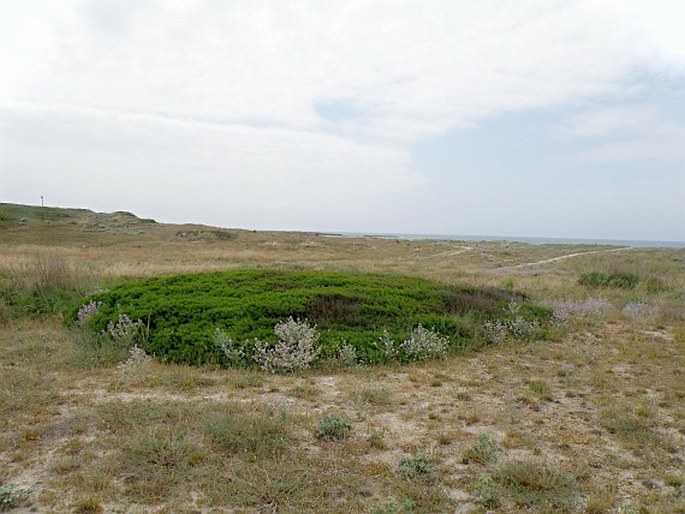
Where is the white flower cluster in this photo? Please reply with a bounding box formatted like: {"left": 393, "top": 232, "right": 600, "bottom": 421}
{"left": 482, "top": 304, "right": 541, "bottom": 344}
{"left": 253, "top": 317, "right": 321, "bottom": 372}
{"left": 77, "top": 300, "right": 101, "bottom": 326}
{"left": 382, "top": 325, "right": 449, "bottom": 362}
{"left": 549, "top": 298, "right": 613, "bottom": 322}
{"left": 482, "top": 317, "right": 541, "bottom": 343}
{"left": 622, "top": 302, "right": 659, "bottom": 323}
{"left": 117, "top": 344, "right": 152, "bottom": 372}
{"left": 104, "top": 313, "right": 144, "bottom": 342}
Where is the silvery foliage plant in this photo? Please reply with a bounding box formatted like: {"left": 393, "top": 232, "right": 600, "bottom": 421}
{"left": 77, "top": 299, "right": 101, "bottom": 326}
{"left": 381, "top": 325, "right": 448, "bottom": 362}
{"left": 253, "top": 317, "right": 321, "bottom": 372}
{"left": 482, "top": 301, "right": 540, "bottom": 343}
{"left": 213, "top": 327, "right": 246, "bottom": 367}
{"left": 104, "top": 313, "right": 145, "bottom": 342}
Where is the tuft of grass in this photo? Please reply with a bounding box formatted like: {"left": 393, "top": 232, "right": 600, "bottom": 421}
{"left": 350, "top": 387, "right": 393, "bottom": 408}
{"left": 203, "top": 405, "right": 293, "bottom": 457}
{"left": 491, "top": 458, "right": 577, "bottom": 512}
{"left": 528, "top": 379, "right": 552, "bottom": 400}
{"left": 122, "top": 426, "right": 204, "bottom": 503}
{"left": 72, "top": 497, "right": 103, "bottom": 514}
{"left": 599, "top": 406, "right": 661, "bottom": 448}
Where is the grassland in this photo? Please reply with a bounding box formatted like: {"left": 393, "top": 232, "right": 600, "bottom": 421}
{"left": 0, "top": 203, "right": 683, "bottom": 513}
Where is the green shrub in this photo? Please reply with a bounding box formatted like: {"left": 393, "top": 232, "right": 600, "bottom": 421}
{"left": 578, "top": 271, "right": 640, "bottom": 289}
{"left": 0, "top": 484, "right": 30, "bottom": 511}
{"left": 398, "top": 453, "right": 434, "bottom": 478}
{"left": 315, "top": 413, "right": 352, "bottom": 441}
{"left": 72, "top": 269, "right": 550, "bottom": 367}
{"left": 464, "top": 433, "right": 502, "bottom": 464}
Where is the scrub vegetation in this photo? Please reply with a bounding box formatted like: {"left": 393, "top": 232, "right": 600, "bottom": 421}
{"left": 73, "top": 269, "right": 551, "bottom": 367}
{"left": 1, "top": 202, "right": 684, "bottom": 513}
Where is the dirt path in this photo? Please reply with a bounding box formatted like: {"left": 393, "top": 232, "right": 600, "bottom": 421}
{"left": 512, "top": 246, "right": 631, "bottom": 268}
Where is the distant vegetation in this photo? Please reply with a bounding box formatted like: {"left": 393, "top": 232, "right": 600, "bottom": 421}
{"left": 74, "top": 269, "right": 552, "bottom": 367}
{"left": 578, "top": 271, "right": 666, "bottom": 292}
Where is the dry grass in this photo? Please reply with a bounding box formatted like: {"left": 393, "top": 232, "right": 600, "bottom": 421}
{"left": 0, "top": 205, "right": 683, "bottom": 512}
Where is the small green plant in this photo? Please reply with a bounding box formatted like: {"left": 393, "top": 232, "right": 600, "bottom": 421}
{"left": 578, "top": 271, "right": 640, "bottom": 289}
{"left": 472, "top": 475, "right": 500, "bottom": 509}
{"left": 464, "top": 432, "right": 503, "bottom": 464}
{"left": 316, "top": 413, "right": 352, "bottom": 441}
{"left": 528, "top": 379, "right": 552, "bottom": 400}
{"left": 0, "top": 484, "right": 30, "bottom": 511}
{"left": 368, "top": 428, "right": 387, "bottom": 449}
{"left": 398, "top": 453, "right": 434, "bottom": 478}
{"left": 212, "top": 328, "right": 246, "bottom": 367}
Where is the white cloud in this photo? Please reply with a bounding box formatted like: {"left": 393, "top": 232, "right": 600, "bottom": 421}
{"left": 557, "top": 104, "right": 685, "bottom": 162}
{"left": 3, "top": 0, "right": 682, "bottom": 140}
{"left": 0, "top": 102, "right": 420, "bottom": 230}
{"left": 1, "top": 1, "right": 684, "bottom": 236}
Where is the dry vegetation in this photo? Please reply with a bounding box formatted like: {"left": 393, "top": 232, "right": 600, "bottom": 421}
{"left": 0, "top": 203, "right": 683, "bottom": 513}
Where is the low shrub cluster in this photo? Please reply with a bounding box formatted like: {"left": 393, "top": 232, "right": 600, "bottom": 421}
{"left": 71, "top": 269, "right": 552, "bottom": 367}
{"left": 578, "top": 271, "right": 666, "bottom": 292}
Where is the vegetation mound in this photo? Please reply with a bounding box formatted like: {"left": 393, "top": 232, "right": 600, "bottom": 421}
{"left": 76, "top": 269, "right": 551, "bottom": 366}
{"left": 578, "top": 271, "right": 666, "bottom": 292}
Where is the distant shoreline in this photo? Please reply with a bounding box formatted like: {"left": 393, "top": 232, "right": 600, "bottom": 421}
{"left": 329, "top": 232, "right": 685, "bottom": 249}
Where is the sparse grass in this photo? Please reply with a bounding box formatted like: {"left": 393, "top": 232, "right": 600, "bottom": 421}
{"left": 0, "top": 204, "right": 683, "bottom": 513}
{"left": 350, "top": 387, "right": 393, "bottom": 408}
{"left": 203, "top": 404, "right": 293, "bottom": 456}
{"left": 490, "top": 458, "right": 577, "bottom": 512}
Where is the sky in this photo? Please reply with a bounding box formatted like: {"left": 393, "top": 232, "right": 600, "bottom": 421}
{"left": 1, "top": 0, "right": 684, "bottom": 241}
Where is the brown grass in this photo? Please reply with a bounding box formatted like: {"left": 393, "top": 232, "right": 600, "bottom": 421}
{"left": 0, "top": 206, "right": 683, "bottom": 512}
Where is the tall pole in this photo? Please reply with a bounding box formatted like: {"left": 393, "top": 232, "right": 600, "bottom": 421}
{"left": 41, "top": 195, "right": 44, "bottom": 207}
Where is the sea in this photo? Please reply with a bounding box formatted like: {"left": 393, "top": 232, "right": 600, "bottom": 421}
{"left": 327, "top": 232, "right": 685, "bottom": 249}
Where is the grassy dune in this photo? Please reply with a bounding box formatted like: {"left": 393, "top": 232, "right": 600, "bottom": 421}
{"left": 0, "top": 203, "right": 683, "bottom": 513}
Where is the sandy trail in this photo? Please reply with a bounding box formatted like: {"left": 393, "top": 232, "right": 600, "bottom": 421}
{"left": 512, "top": 246, "right": 631, "bottom": 268}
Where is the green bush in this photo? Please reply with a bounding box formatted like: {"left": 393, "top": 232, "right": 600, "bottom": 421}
{"left": 72, "top": 269, "right": 551, "bottom": 367}
{"left": 578, "top": 271, "right": 640, "bottom": 289}
{"left": 398, "top": 453, "right": 434, "bottom": 478}
{"left": 464, "top": 433, "right": 502, "bottom": 464}
{"left": 315, "top": 413, "right": 352, "bottom": 441}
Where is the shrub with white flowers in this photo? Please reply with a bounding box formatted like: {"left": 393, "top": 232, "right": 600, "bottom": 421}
{"left": 104, "top": 313, "right": 145, "bottom": 343}
{"left": 381, "top": 325, "right": 449, "bottom": 363}
{"left": 77, "top": 300, "right": 101, "bottom": 327}
{"left": 253, "top": 317, "right": 321, "bottom": 372}
{"left": 482, "top": 302, "right": 541, "bottom": 344}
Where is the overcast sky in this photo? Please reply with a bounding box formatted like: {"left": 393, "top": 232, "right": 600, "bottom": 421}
{"left": 1, "top": 1, "right": 684, "bottom": 241}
